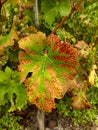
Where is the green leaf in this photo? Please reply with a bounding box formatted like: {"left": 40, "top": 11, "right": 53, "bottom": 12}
{"left": 58, "top": 0, "right": 71, "bottom": 17}
{"left": 0, "top": 29, "right": 18, "bottom": 55}
{"left": 4, "top": 67, "right": 12, "bottom": 78}
{"left": 41, "top": 0, "right": 58, "bottom": 25}
{"left": 0, "top": 29, "right": 17, "bottom": 46}
{"left": 0, "top": 67, "right": 28, "bottom": 111}
{"left": 41, "top": 0, "right": 71, "bottom": 25}
{"left": 0, "top": 85, "right": 8, "bottom": 105}
{"left": 0, "top": 71, "right": 7, "bottom": 82}
{"left": 15, "top": 84, "right": 28, "bottom": 110}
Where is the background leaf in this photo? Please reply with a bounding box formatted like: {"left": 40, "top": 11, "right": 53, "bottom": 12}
{"left": 0, "top": 67, "right": 28, "bottom": 111}
{"left": 41, "top": 0, "right": 71, "bottom": 25}
{"left": 0, "top": 29, "right": 18, "bottom": 55}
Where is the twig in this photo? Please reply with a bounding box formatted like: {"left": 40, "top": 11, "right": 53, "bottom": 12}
{"left": 51, "top": 0, "right": 84, "bottom": 34}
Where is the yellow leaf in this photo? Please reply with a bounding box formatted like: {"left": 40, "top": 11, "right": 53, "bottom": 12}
{"left": 88, "top": 69, "right": 97, "bottom": 85}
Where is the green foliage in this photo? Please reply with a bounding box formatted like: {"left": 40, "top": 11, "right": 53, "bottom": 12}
{"left": 0, "top": 112, "right": 23, "bottom": 130}
{"left": 0, "top": 0, "right": 98, "bottom": 126}
{"left": 0, "top": 28, "right": 18, "bottom": 69}
{"left": 95, "top": 76, "right": 98, "bottom": 88}
{"left": 82, "top": 2, "right": 98, "bottom": 29}
{"left": 0, "top": 29, "right": 17, "bottom": 50}
{"left": 79, "top": 43, "right": 96, "bottom": 73}
{"left": 56, "top": 29, "right": 76, "bottom": 43}
{"left": 65, "top": 1, "right": 98, "bottom": 43}
{"left": 71, "top": 107, "right": 97, "bottom": 125}
{"left": 0, "top": 67, "right": 28, "bottom": 111}
{"left": 56, "top": 94, "right": 71, "bottom": 116}
{"left": 56, "top": 91, "right": 98, "bottom": 125}
{"left": 41, "top": 0, "right": 71, "bottom": 26}
{"left": 87, "top": 87, "right": 98, "bottom": 105}
{"left": 1, "top": 2, "right": 36, "bottom": 37}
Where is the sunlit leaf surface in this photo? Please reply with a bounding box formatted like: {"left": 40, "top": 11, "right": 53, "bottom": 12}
{"left": 18, "top": 32, "right": 78, "bottom": 112}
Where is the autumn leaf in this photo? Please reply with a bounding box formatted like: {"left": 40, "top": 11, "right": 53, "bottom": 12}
{"left": 75, "top": 40, "right": 89, "bottom": 58}
{"left": 0, "top": 29, "right": 18, "bottom": 55}
{"left": 88, "top": 65, "right": 97, "bottom": 85}
{"left": 71, "top": 90, "right": 90, "bottom": 109}
{"left": 47, "top": 34, "right": 79, "bottom": 79}
{"left": 18, "top": 32, "right": 78, "bottom": 112}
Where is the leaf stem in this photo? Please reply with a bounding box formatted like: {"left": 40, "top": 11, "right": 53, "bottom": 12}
{"left": 50, "top": 0, "right": 84, "bottom": 34}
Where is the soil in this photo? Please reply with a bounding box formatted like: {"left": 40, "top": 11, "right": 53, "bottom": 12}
{"left": 16, "top": 105, "right": 98, "bottom": 130}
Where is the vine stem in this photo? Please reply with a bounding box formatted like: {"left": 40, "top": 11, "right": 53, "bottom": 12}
{"left": 33, "top": 0, "right": 39, "bottom": 28}
{"left": 51, "top": 0, "right": 84, "bottom": 34}
{"left": 37, "top": 110, "right": 45, "bottom": 130}
{"left": 33, "top": 1, "right": 45, "bottom": 130}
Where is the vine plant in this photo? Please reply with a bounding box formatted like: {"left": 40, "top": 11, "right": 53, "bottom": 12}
{"left": 18, "top": 32, "right": 79, "bottom": 112}
{"left": 0, "top": 0, "right": 98, "bottom": 129}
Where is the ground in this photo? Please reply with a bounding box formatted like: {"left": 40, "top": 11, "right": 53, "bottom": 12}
{"left": 15, "top": 105, "right": 98, "bottom": 130}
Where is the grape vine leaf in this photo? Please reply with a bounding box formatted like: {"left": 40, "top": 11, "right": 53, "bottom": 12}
{"left": 0, "top": 67, "right": 28, "bottom": 111}
{"left": 41, "top": 0, "right": 71, "bottom": 25}
{"left": 18, "top": 32, "right": 78, "bottom": 112}
{"left": 58, "top": 0, "right": 71, "bottom": 17}
{"left": 71, "top": 89, "right": 90, "bottom": 109}
{"left": 0, "top": 29, "right": 18, "bottom": 55}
